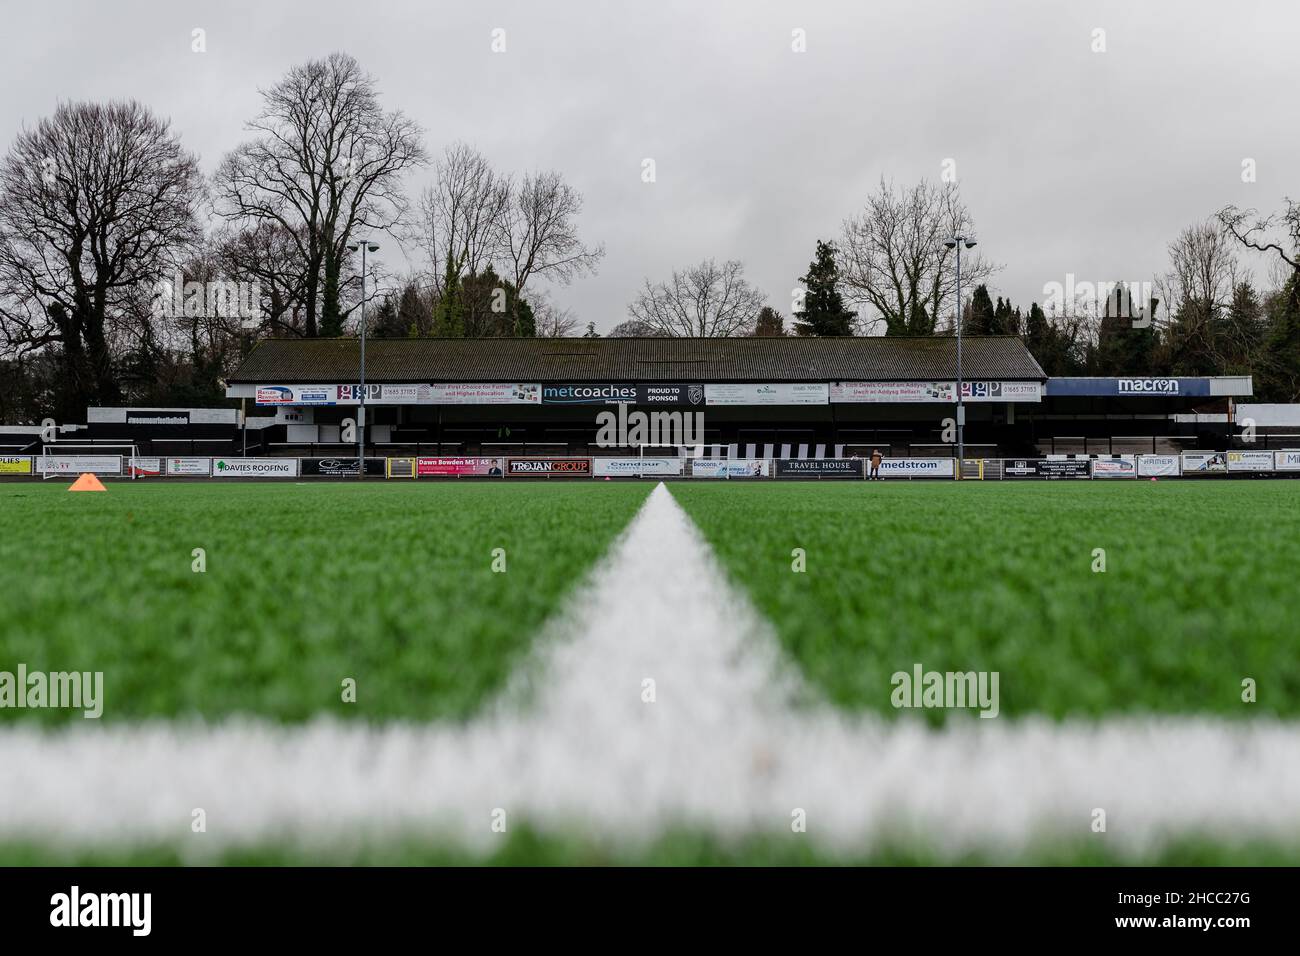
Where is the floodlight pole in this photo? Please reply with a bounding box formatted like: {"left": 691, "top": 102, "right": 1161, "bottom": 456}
{"left": 945, "top": 235, "right": 977, "bottom": 477}
{"left": 350, "top": 240, "right": 379, "bottom": 479}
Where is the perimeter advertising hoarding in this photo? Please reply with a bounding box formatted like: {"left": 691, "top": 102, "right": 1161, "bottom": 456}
{"left": 830, "top": 382, "right": 955, "bottom": 403}
{"left": 128, "top": 457, "right": 163, "bottom": 477}
{"left": 1003, "top": 459, "right": 1091, "bottom": 479}
{"left": 592, "top": 458, "right": 685, "bottom": 477}
{"left": 1137, "top": 455, "right": 1181, "bottom": 477}
{"left": 210, "top": 458, "right": 299, "bottom": 478}
{"left": 1181, "top": 452, "right": 1227, "bottom": 474}
{"left": 878, "top": 458, "right": 956, "bottom": 478}
{"left": 1091, "top": 457, "right": 1137, "bottom": 478}
{"left": 690, "top": 459, "right": 771, "bottom": 478}
{"left": 1274, "top": 451, "right": 1300, "bottom": 472}
{"left": 417, "top": 457, "right": 506, "bottom": 477}
{"left": 506, "top": 458, "right": 592, "bottom": 476}
{"left": 0, "top": 457, "right": 32, "bottom": 475}
{"left": 35, "top": 456, "right": 123, "bottom": 476}
{"left": 774, "top": 458, "right": 864, "bottom": 478}
{"left": 1227, "top": 451, "right": 1274, "bottom": 472}
{"left": 704, "top": 384, "right": 829, "bottom": 406}
{"left": 299, "top": 458, "right": 386, "bottom": 477}
{"left": 166, "top": 457, "right": 211, "bottom": 476}
{"left": 386, "top": 457, "right": 416, "bottom": 478}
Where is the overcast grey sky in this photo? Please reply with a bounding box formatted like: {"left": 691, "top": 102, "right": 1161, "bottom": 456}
{"left": 2, "top": 0, "right": 1295, "bottom": 332}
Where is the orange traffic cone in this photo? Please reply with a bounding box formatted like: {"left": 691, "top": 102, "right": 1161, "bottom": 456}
{"left": 68, "top": 472, "right": 107, "bottom": 492}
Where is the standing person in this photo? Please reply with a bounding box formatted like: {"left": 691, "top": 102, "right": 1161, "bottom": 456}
{"left": 870, "top": 448, "right": 882, "bottom": 480}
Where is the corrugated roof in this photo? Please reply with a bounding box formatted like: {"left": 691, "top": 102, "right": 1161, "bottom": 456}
{"left": 228, "top": 335, "right": 1046, "bottom": 384}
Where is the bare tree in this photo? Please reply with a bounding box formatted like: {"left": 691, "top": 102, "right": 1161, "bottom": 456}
{"left": 212, "top": 52, "right": 427, "bottom": 337}
{"left": 528, "top": 289, "right": 580, "bottom": 337}
{"left": 628, "top": 259, "right": 765, "bottom": 337}
{"left": 1160, "top": 221, "right": 1239, "bottom": 317}
{"left": 1156, "top": 221, "right": 1243, "bottom": 370}
{"left": 211, "top": 222, "right": 311, "bottom": 336}
{"left": 499, "top": 170, "right": 604, "bottom": 333}
{"left": 608, "top": 318, "right": 662, "bottom": 337}
{"left": 1219, "top": 201, "right": 1300, "bottom": 275}
{"left": 0, "top": 100, "right": 203, "bottom": 417}
{"left": 418, "top": 143, "right": 509, "bottom": 296}
{"left": 839, "top": 178, "right": 998, "bottom": 335}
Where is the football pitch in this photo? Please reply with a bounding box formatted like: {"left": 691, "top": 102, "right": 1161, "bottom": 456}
{"left": 1, "top": 479, "right": 1297, "bottom": 864}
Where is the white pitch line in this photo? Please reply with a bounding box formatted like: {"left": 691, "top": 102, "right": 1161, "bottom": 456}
{"left": 3, "top": 482, "right": 1300, "bottom": 858}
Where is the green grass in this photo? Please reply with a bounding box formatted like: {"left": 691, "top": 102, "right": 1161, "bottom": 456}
{"left": 670, "top": 480, "right": 1300, "bottom": 720}
{"left": 3, "top": 828, "right": 1296, "bottom": 866}
{"left": 0, "top": 481, "right": 649, "bottom": 724}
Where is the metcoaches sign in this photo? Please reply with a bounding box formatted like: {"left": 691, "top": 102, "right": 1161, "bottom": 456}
{"left": 506, "top": 458, "right": 592, "bottom": 476}
{"left": 774, "top": 458, "right": 864, "bottom": 478}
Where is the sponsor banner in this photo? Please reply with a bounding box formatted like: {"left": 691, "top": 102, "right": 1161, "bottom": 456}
{"left": 1228, "top": 451, "right": 1274, "bottom": 472}
{"left": 1275, "top": 451, "right": 1300, "bottom": 472}
{"left": 705, "top": 383, "right": 829, "bottom": 406}
{"left": 0, "top": 456, "right": 32, "bottom": 475}
{"left": 210, "top": 457, "right": 299, "bottom": 478}
{"left": 1181, "top": 452, "right": 1227, "bottom": 474}
{"left": 1045, "top": 377, "right": 1214, "bottom": 397}
{"left": 300, "top": 457, "right": 386, "bottom": 477}
{"left": 542, "top": 384, "right": 638, "bottom": 405}
{"left": 878, "top": 458, "right": 956, "bottom": 478}
{"left": 691, "top": 459, "right": 772, "bottom": 478}
{"left": 506, "top": 458, "right": 592, "bottom": 476}
{"left": 430, "top": 383, "right": 540, "bottom": 405}
{"left": 593, "top": 457, "right": 685, "bottom": 477}
{"left": 336, "top": 384, "right": 419, "bottom": 404}
{"left": 386, "top": 457, "right": 416, "bottom": 479}
{"left": 166, "top": 457, "right": 211, "bottom": 476}
{"left": 830, "top": 381, "right": 956, "bottom": 403}
{"left": 774, "top": 458, "right": 864, "bottom": 479}
{"left": 959, "top": 381, "right": 1043, "bottom": 403}
{"left": 1091, "top": 457, "right": 1137, "bottom": 478}
{"left": 36, "top": 456, "right": 122, "bottom": 476}
{"left": 1137, "top": 455, "right": 1181, "bottom": 477}
{"left": 635, "top": 384, "right": 707, "bottom": 406}
{"left": 255, "top": 385, "right": 337, "bottom": 406}
{"left": 255, "top": 383, "right": 543, "bottom": 405}
{"left": 1003, "top": 458, "right": 1091, "bottom": 479}
{"left": 417, "top": 457, "right": 506, "bottom": 477}
{"left": 128, "top": 457, "right": 163, "bottom": 478}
